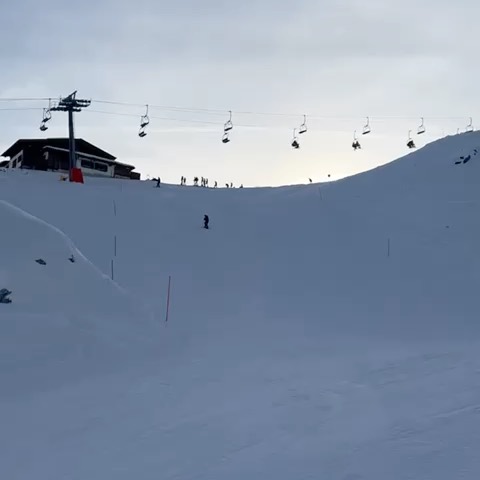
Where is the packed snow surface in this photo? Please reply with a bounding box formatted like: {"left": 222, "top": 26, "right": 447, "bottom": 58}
{"left": 1, "top": 133, "right": 480, "bottom": 479}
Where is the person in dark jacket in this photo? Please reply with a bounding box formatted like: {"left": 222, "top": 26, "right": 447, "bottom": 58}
{"left": 204, "top": 214, "right": 209, "bottom": 229}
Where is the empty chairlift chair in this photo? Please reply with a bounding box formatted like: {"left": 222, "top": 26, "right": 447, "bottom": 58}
{"left": 417, "top": 117, "right": 426, "bottom": 135}
{"left": 466, "top": 117, "right": 474, "bottom": 133}
{"left": 298, "top": 115, "right": 308, "bottom": 135}
{"left": 362, "top": 116, "right": 371, "bottom": 135}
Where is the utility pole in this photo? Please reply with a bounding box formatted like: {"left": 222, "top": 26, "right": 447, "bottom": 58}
{"left": 51, "top": 91, "right": 91, "bottom": 181}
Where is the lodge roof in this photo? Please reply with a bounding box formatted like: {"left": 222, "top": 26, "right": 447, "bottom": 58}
{"left": 1, "top": 138, "right": 117, "bottom": 161}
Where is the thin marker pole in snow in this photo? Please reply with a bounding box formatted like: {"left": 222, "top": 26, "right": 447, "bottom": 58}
{"left": 111, "top": 259, "right": 114, "bottom": 280}
{"left": 113, "top": 199, "right": 117, "bottom": 217}
{"left": 165, "top": 276, "right": 172, "bottom": 323}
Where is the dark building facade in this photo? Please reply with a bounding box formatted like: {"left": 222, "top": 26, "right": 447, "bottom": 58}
{"left": 1, "top": 138, "right": 140, "bottom": 180}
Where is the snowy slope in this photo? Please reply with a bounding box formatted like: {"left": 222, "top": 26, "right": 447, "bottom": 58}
{"left": 0, "top": 199, "right": 157, "bottom": 399}
{"left": 0, "top": 199, "right": 131, "bottom": 315}
{"left": 1, "top": 133, "right": 480, "bottom": 479}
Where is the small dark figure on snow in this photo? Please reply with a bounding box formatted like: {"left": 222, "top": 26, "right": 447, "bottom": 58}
{"left": 194, "top": 177, "right": 199, "bottom": 186}
{"left": 0, "top": 288, "right": 12, "bottom": 304}
{"left": 214, "top": 181, "right": 218, "bottom": 188}
{"left": 156, "top": 177, "right": 161, "bottom": 188}
{"left": 204, "top": 214, "right": 209, "bottom": 229}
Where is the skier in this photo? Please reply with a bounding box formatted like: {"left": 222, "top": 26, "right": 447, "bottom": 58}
{"left": 156, "top": 177, "right": 161, "bottom": 188}
{"left": 204, "top": 214, "right": 209, "bottom": 229}
{"left": 214, "top": 181, "right": 218, "bottom": 188}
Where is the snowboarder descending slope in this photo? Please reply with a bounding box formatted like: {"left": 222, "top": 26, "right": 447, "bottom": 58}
{"left": 203, "top": 214, "right": 209, "bottom": 230}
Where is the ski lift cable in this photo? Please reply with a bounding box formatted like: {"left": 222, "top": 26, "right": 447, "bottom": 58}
{"left": 0, "top": 107, "right": 44, "bottom": 111}
{"left": 86, "top": 109, "right": 234, "bottom": 126}
{"left": 0, "top": 96, "right": 476, "bottom": 122}
{"left": 3, "top": 104, "right": 476, "bottom": 135}
{"left": 2, "top": 96, "right": 478, "bottom": 136}
{"left": 92, "top": 99, "right": 229, "bottom": 115}
{"left": 91, "top": 98, "right": 476, "bottom": 121}
{"left": 0, "top": 97, "right": 53, "bottom": 102}
{"left": 78, "top": 109, "right": 480, "bottom": 133}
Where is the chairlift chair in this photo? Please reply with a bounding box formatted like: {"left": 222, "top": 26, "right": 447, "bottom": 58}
{"left": 138, "top": 105, "right": 149, "bottom": 137}
{"left": 362, "top": 117, "right": 371, "bottom": 135}
{"left": 224, "top": 110, "right": 233, "bottom": 132}
{"left": 417, "top": 117, "right": 426, "bottom": 135}
{"left": 291, "top": 128, "right": 300, "bottom": 149}
{"left": 42, "top": 107, "right": 52, "bottom": 123}
{"left": 298, "top": 115, "right": 307, "bottom": 134}
{"left": 39, "top": 122, "right": 48, "bottom": 132}
{"left": 140, "top": 104, "right": 150, "bottom": 129}
{"left": 466, "top": 117, "right": 474, "bottom": 133}
{"left": 222, "top": 132, "right": 230, "bottom": 144}
{"left": 407, "top": 130, "right": 416, "bottom": 149}
{"left": 352, "top": 130, "right": 361, "bottom": 150}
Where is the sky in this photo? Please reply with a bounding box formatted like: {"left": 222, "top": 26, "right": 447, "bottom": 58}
{"left": 0, "top": 0, "right": 479, "bottom": 186}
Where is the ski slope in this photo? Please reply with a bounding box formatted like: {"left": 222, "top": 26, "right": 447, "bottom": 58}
{"left": 1, "top": 133, "right": 480, "bottom": 479}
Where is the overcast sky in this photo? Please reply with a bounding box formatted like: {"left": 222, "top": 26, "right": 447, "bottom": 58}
{"left": 1, "top": 0, "right": 478, "bottom": 186}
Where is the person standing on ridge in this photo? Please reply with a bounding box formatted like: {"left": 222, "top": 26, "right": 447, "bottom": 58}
{"left": 204, "top": 214, "right": 209, "bottom": 229}
{"left": 156, "top": 177, "right": 161, "bottom": 188}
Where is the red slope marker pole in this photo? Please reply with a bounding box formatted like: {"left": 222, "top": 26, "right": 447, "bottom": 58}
{"left": 165, "top": 276, "right": 172, "bottom": 323}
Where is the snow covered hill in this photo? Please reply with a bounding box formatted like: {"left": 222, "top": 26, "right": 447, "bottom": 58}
{"left": 0, "top": 199, "right": 132, "bottom": 315}
{"left": 1, "top": 132, "right": 480, "bottom": 479}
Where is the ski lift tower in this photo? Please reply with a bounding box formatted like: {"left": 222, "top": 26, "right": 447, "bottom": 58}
{"left": 51, "top": 91, "right": 91, "bottom": 181}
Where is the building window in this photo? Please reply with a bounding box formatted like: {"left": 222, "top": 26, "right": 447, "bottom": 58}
{"left": 81, "top": 159, "right": 94, "bottom": 169}
{"left": 94, "top": 162, "right": 108, "bottom": 172}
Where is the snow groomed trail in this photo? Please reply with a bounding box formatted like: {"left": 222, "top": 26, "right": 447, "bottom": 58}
{"left": 1, "top": 132, "right": 480, "bottom": 479}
